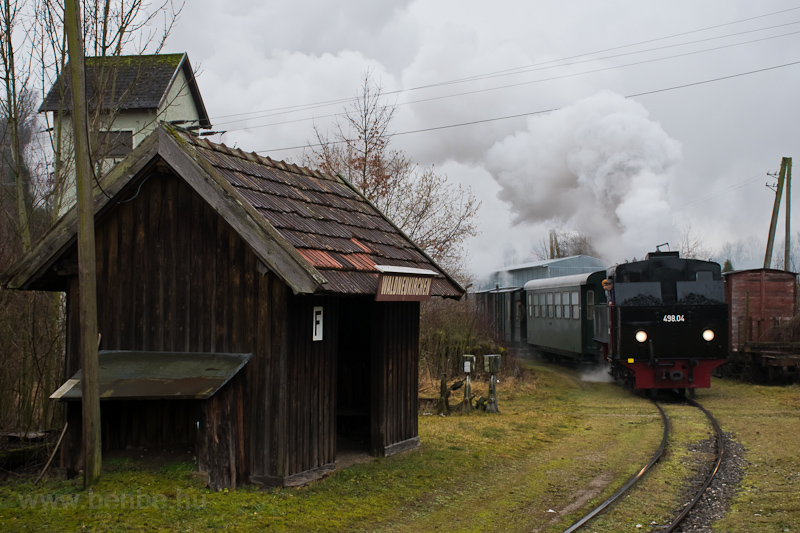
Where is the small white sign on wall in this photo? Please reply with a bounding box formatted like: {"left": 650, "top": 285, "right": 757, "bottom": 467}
{"left": 312, "top": 306, "right": 323, "bottom": 341}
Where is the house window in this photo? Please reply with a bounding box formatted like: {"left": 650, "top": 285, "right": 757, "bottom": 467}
{"left": 96, "top": 130, "right": 133, "bottom": 158}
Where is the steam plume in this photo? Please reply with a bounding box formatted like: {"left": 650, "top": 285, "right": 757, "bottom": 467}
{"left": 485, "top": 91, "right": 682, "bottom": 259}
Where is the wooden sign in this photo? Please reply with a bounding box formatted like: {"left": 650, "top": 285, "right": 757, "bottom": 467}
{"left": 375, "top": 265, "right": 436, "bottom": 302}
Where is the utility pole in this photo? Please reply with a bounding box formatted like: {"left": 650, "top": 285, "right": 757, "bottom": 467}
{"left": 785, "top": 159, "right": 792, "bottom": 272}
{"left": 764, "top": 157, "right": 791, "bottom": 270}
{"left": 64, "top": 0, "right": 101, "bottom": 487}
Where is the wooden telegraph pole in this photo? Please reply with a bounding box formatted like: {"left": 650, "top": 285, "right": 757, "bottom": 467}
{"left": 64, "top": 0, "right": 102, "bottom": 486}
{"left": 785, "top": 158, "right": 792, "bottom": 271}
{"left": 764, "top": 157, "right": 792, "bottom": 270}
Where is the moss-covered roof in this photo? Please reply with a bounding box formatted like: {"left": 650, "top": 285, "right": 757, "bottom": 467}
{"left": 39, "top": 53, "right": 210, "bottom": 127}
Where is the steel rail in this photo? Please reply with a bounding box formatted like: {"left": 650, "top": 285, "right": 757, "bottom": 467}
{"left": 561, "top": 400, "right": 669, "bottom": 533}
{"left": 662, "top": 396, "right": 725, "bottom": 533}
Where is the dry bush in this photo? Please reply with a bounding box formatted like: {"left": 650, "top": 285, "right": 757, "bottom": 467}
{"left": 419, "top": 296, "right": 505, "bottom": 381}
{"left": 0, "top": 198, "right": 64, "bottom": 433}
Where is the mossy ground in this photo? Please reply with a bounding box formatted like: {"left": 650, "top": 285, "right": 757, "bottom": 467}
{"left": 0, "top": 365, "right": 797, "bottom": 532}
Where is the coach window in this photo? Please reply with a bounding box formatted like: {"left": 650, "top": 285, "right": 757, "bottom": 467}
{"left": 533, "top": 294, "right": 539, "bottom": 317}
{"left": 562, "top": 291, "right": 570, "bottom": 319}
{"left": 587, "top": 290, "right": 594, "bottom": 320}
{"left": 547, "top": 292, "right": 554, "bottom": 318}
{"left": 527, "top": 294, "right": 532, "bottom": 317}
{"left": 540, "top": 294, "right": 546, "bottom": 318}
{"left": 554, "top": 292, "right": 562, "bottom": 318}
{"left": 572, "top": 290, "right": 580, "bottom": 319}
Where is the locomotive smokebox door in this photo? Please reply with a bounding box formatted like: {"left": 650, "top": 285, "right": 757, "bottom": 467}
{"left": 484, "top": 354, "right": 501, "bottom": 373}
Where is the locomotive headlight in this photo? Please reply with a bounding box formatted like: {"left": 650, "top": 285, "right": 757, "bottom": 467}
{"left": 635, "top": 330, "right": 648, "bottom": 343}
{"left": 702, "top": 329, "right": 715, "bottom": 342}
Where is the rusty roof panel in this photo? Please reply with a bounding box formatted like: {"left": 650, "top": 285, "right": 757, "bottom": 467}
{"left": 214, "top": 167, "right": 251, "bottom": 188}
{"left": 258, "top": 209, "right": 293, "bottom": 230}
{"left": 298, "top": 249, "right": 343, "bottom": 269}
{"left": 378, "top": 243, "right": 429, "bottom": 262}
{"left": 351, "top": 238, "right": 373, "bottom": 253}
{"left": 51, "top": 351, "right": 251, "bottom": 401}
{"left": 348, "top": 226, "right": 409, "bottom": 248}
{"left": 369, "top": 243, "right": 424, "bottom": 261}
{"left": 344, "top": 253, "right": 377, "bottom": 271}
{"left": 316, "top": 270, "right": 459, "bottom": 297}
{"left": 282, "top": 232, "right": 368, "bottom": 254}
{"left": 432, "top": 278, "right": 463, "bottom": 297}
{"left": 228, "top": 177, "right": 305, "bottom": 201}
{"left": 318, "top": 270, "right": 378, "bottom": 294}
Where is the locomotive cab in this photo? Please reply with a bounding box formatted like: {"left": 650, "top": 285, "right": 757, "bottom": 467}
{"left": 605, "top": 251, "right": 728, "bottom": 391}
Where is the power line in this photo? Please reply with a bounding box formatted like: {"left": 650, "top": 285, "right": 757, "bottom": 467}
{"left": 253, "top": 59, "right": 800, "bottom": 154}
{"left": 409, "top": 6, "right": 800, "bottom": 89}
{"left": 208, "top": 6, "right": 800, "bottom": 123}
{"left": 677, "top": 173, "right": 766, "bottom": 209}
{"left": 415, "top": 20, "right": 800, "bottom": 89}
{"left": 218, "top": 28, "right": 800, "bottom": 135}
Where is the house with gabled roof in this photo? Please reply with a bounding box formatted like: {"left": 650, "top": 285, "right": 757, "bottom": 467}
{"left": 1, "top": 124, "right": 463, "bottom": 489}
{"left": 40, "top": 53, "right": 209, "bottom": 213}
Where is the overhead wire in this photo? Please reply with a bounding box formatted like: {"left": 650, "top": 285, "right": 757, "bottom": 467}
{"left": 216, "top": 27, "right": 800, "bottom": 136}
{"left": 208, "top": 6, "right": 800, "bottom": 125}
{"left": 212, "top": 24, "right": 800, "bottom": 139}
{"left": 253, "top": 59, "right": 800, "bottom": 154}
{"left": 676, "top": 173, "right": 767, "bottom": 209}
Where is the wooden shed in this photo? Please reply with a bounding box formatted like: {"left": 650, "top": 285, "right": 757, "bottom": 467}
{"left": 1, "top": 125, "right": 464, "bottom": 489}
{"left": 725, "top": 268, "right": 797, "bottom": 348}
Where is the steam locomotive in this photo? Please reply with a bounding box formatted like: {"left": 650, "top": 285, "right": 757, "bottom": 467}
{"left": 478, "top": 251, "right": 729, "bottom": 393}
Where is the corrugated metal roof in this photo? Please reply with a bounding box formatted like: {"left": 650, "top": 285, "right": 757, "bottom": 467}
{"left": 297, "top": 249, "right": 343, "bottom": 269}
{"left": 177, "top": 130, "right": 464, "bottom": 298}
{"left": 50, "top": 351, "right": 251, "bottom": 401}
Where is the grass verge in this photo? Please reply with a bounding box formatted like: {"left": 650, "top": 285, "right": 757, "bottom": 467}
{"left": 0, "top": 367, "right": 797, "bottom": 532}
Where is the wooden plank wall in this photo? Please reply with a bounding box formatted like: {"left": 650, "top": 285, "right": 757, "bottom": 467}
{"left": 371, "top": 301, "right": 420, "bottom": 455}
{"left": 61, "top": 171, "right": 291, "bottom": 488}
{"left": 284, "top": 294, "right": 338, "bottom": 477}
{"left": 727, "top": 270, "right": 797, "bottom": 347}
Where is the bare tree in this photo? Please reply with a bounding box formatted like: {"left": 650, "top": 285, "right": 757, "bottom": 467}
{"left": 677, "top": 222, "right": 710, "bottom": 260}
{"left": 534, "top": 229, "right": 598, "bottom": 260}
{"left": 304, "top": 72, "right": 480, "bottom": 277}
{"left": 715, "top": 235, "right": 762, "bottom": 271}
{"left": 0, "top": 0, "right": 184, "bottom": 436}
{"left": 34, "top": 0, "right": 185, "bottom": 217}
{"left": 0, "top": 0, "right": 34, "bottom": 251}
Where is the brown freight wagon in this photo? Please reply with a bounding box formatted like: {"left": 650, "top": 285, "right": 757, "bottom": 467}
{"left": 1, "top": 125, "right": 464, "bottom": 489}
{"left": 724, "top": 268, "right": 799, "bottom": 383}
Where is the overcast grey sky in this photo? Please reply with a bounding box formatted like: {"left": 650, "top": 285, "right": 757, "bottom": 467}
{"left": 167, "top": 0, "right": 800, "bottom": 276}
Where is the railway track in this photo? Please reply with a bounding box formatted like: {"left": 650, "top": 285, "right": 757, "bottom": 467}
{"left": 562, "top": 394, "right": 725, "bottom": 532}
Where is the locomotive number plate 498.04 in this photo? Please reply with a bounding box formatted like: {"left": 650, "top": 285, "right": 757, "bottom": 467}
{"left": 663, "top": 314, "right": 685, "bottom": 322}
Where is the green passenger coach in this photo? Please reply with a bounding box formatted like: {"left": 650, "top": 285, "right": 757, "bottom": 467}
{"left": 524, "top": 271, "right": 607, "bottom": 361}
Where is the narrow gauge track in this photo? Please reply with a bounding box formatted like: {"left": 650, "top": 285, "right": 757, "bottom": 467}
{"left": 561, "top": 396, "right": 725, "bottom": 533}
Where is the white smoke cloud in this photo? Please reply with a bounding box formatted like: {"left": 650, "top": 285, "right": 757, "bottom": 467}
{"left": 485, "top": 90, "right": 682, "bottom": 260}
